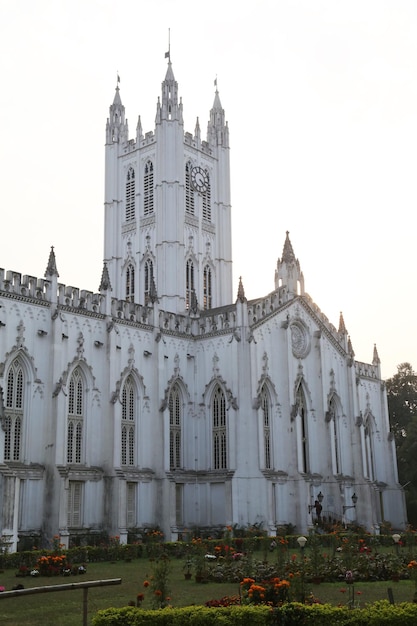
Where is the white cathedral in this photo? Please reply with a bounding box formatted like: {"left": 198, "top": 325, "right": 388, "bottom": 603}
{"left": 0, "top": 57, "right": 407, "bottom": 552}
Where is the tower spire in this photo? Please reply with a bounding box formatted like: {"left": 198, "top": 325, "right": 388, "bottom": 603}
{"left": 106, "top": 82, "right": 128, "bottom": 144}
{"left": 207, "top": 77, "right": 229, "bottom": 147}
{"left": 156, "top": 37, "right": 183, "bottom": 124}
{"left": 274, "top": 232, "right": 304, "bottom": 298}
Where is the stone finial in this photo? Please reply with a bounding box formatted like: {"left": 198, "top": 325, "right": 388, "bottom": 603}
{"left": 45, "top": 246, "right": 59, "bottom": 278}
{"left": 99, "top": 262, "right": 112, "bottom": 292}
{"left": 237, "top": 276, "right": 246, "bottom": 303}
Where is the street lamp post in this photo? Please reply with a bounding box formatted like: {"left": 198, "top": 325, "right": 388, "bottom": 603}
{"left": 297, "top": 535, "right": 307, "bottom": 603}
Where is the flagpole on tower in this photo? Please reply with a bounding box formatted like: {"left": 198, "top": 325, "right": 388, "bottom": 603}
{"left": 165, "top": 28, "right": 171, "bottom": 61}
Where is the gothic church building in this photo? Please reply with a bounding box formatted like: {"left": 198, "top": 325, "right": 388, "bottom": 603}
{"left": 0, "top": 58, "right": 406, "bottom": 551}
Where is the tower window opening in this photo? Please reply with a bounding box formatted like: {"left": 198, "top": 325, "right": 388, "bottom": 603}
{"left": 186, "top": 260, "right": 194, "bottom": 310}
{"left": 144, "top": 161, "right": 154, "bottom": 215}
{"left": 125, "top": 167, "right": 135, "bottom": 221}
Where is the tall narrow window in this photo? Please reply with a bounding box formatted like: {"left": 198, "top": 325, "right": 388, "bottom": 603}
{"left": 4, "top": 358, "right": 24, "bottom": 461}
{"left": 295, "top": 385, "right": 309, "bottom": 473}
{"left": 202, "top": 173, "right": 211, "bottom": 221}
{"left": 213, "top": 385, "right": 227, "bottom": 469}
{"left": 364, "top": 417, "right": 375, "bottom": 481}
{"left": 126, "top": 263, "right": 135, "bottom": 302}
{"left": 185, "top": 259, "right": 194, "bottom": 310}
{"left": 67, "top": 481, "right": 83, "bottom": 527}
{"left": 125, "top": 167, "right": 135, "bottom": 221}
{"left": 261, "top": 386, "right": 271, "bottom": 469}
{"left": 126, "top": 482, "right": 137, "bottom": 527}
{"left": 203, "top": 265, "right": 212, "bottom": 309}
{"left": 169, "top": 384, "right": 182, "bottom": 469}
{"left": 144, "top": 160, "right": 154, "bottom": 215}
{"left": 185, "top": 259, "right": 194, "bottom": 309}
{"left": 67, "top": 368, "right": 84, "bottom": 464}
{"left": 185, "top": 162, "right": 195, "bottom": 215}
{"left": 121, "top": 375, "right": 136, "bottom": 466}
{"left": 329, "top": 397, "right": 341, "bottom": 475}
{"left": 144, "top": 259, "right": 154, "bottom": 305}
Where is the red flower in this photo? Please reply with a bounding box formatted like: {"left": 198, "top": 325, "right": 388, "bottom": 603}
{"left": 143, "top": 580, "right": 150, "bottom": 587}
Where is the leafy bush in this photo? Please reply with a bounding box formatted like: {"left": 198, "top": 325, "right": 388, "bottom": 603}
{"left": 92, "top": 602, "right": 417, "bottom": 626}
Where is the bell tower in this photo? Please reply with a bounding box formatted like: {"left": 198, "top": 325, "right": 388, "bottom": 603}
{"left": 103, "top": 57, "right": 233, "bottom": 314}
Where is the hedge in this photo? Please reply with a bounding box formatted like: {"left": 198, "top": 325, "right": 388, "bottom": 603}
{"left": 92, "top": 601, "right": 417, "bottom": 626}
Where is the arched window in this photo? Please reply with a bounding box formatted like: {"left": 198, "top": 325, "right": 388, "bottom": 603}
{"left": 295, "top": 384, "right": 309, "bottom": 473}
{"left": 202, "top": 172, "right": 211, "bottom": 221}
{"left": 169, "top": 384, "right": 182, "bottom": 470}
{"left": 364, "top": 416, "right": 375, "bottom": 481}
{"left": 203, "top": 265, "right": 212, "bottom": 310}
{"left": 144, "top": 259, "right": 154, "bottom": 305}
{"left": 185, "top": 162, "right": 195, "bottom": 215}
{"left": 126, "top": 263, "right": 135, "bottom": 302}
{"left": 125, "top": 167, "right": 135, "bottom": 221}
{"left": 328, "top": 397, "right": 341, "bottom": 475}
{"left": 144, "top": 160, "right": 154, "bottom": 215}
{"left": 4, "top": 358, "right": 24, "bottom": 461}
{"left": 185, "top": 259, "right": 194, "bottom": 310}
{"left": 67, "top": 368, "right": 84, "bottom": 464}
{"left": 261, "top": 386, "right": 271, "bottom": 469}
{"left": 213, "top": 385, "right": 227, "bottom": 469}
{"left": 121, "top": 375, "right": 136, "bottom": 466}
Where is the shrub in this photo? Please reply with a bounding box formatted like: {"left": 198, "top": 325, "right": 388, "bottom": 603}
{"left": 92, "top": 602, "right": 417, "bottom": 626}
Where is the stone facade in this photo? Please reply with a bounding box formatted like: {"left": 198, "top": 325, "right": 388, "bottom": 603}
{"left": 0, "top": 59, "right": 407, "bottom": 551}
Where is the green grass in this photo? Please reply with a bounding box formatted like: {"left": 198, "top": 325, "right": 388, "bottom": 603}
{"left": 0, "top": 557, "right": 416, "bottom": 625}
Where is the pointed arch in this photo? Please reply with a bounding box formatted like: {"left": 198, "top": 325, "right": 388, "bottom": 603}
{"left": 260, "top": 384, "right": 272, "bottom": 469}
{"left": 169, "top": 382, "right": 182, "bottom": 470}
{"left": 185, "top": 161, "right": 195, "bottom": 215}
{"left": 212, "top": 383, "right": 227, "bottom": 470}
{"left": 121, "top": 374, "right": 137, "bottom": 466}
{"left": 67, "top": 366, "right": 86, "bottom": 464}
{"left": 203, "top": 264, "right": 212, "bottom": 309}
{"left": 126, "top": 263, "right": 135, "bottom": 303}
{"left": 202, "top": 171, "right": 211, "bottom": 221}
{"left": 125, "top": 166, "right": 136, "bottom": 221}
{"left": 327, "top": 393, "right": 343, "bottom": 475}
{"left": 185, "top": 258, "right": 194, "bottom": 310}
{"left": 363, "top": 411, "right": 376, "bottom": 481}
{"left": 294, "top": 381, "right": 309, "bottom": 474}
{"left": 4, "top": 357, "right": 25, "bottom": 461}
{"left": 144, "top": 258, "right": 154, "bottom": 306}
{"left": 143, "top": 160, "right": 154, "bottom": 215}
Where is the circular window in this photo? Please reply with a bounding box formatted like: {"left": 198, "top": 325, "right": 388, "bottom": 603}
{"left": 290, "top": 321, "right": 310, "bottom": 359}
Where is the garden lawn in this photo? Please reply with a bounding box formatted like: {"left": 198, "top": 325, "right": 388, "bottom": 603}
{"left": 0, "top": 556, "right": 416, "bottom": 626}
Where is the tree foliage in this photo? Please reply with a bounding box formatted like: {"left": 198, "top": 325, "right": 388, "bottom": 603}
{"left": 386, "top": 363, "right": 417, "bottom": 526}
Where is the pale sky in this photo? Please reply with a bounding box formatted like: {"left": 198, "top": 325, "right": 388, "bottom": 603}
{"left": 0, "top": 0, "right": 416, "bottom": 380}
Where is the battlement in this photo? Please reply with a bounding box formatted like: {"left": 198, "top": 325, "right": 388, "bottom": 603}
{"left": 355, "top": 360, "right": 380, "bottom": 380}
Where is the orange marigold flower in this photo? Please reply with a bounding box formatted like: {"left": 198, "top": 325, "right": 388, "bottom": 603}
{"left": 143, "top": 580, "right": 150, "bottom": 587}
{"left": 154, "top": 589, "right": 162, "bottom": 596}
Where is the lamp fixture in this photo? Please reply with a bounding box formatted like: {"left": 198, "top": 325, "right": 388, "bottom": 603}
{"left": 343, "top": 492, "right": 358, "bottom": 513}
{"left": 308, "top": 491, "right": 324, "bottom": 513}
{"left": 38, "top": 329, "right": 48, "bottom": 336}
{"left": 143, "top": 350, "right": 152, "bottom": 357}
{"left": 297, "top": 536, "right": 307, "bottom": 550}
{"left": 94, "top": 341, "right": 103, "bottom": 347}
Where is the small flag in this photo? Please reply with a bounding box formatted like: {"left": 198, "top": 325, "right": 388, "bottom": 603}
{"left": 165, "top": 51, "right": 170, "bottom": 59}
{"left": 214, "top": 78, "right": 217, "bottom": 87}
{"left": 117, "top": 74, "right": 120, "bottom": 83}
